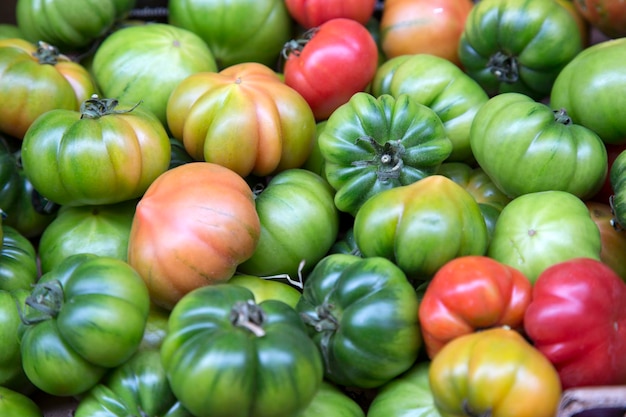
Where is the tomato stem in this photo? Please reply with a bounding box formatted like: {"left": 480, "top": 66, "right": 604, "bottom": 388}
{"left": 19, "top": 280, "right": 64, "bottom": 325}
{"left": 230, "top": 300, "right": 267, "bottom": 337}
{"left": 32, "top": 41, "right": 68, "bottom": 65}
{"left": 352, "top": 136, "right": 405, "bottom": 182}
{"left": 80, "top": 94, "right": 143, "bottom": 119}
{"left": 553, "top": 108, "right": 572, "bottom": 125}
{"left": 487, "top": 51, "right": 519, "bottom": 83}
{"left": 281, "top": 28, "right": 318, "bottom": 60}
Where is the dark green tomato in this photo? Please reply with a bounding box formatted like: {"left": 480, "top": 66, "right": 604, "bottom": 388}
{"left": 237, "top": 169, "right": 340, "bottom": 280}
{"left": 610, "top": 150, "right": 626, "bottom": 231}
{"left": 138, "top": 303, "right": 170, "bottom": 352}
{"left": 328, "top": 228, "right": 362, "bottom": 257}
{"left": 0, "top": 289, "right": 34, "bottom": 394}
{"left": 75, "top": 350, "right": 193, "bottom": 417}
{"left": 458, "top": 0, "right": 583, "bottom": 100}
{"left": 168, "top": 137, "right": 194, "bottom": 169}
{"left": 160, "top": 284, "right": 324, "bottom": 417}
{"left": 470, "top": 92, "right": 607, "bottom": 200}
{"left": 318, "top": 92, "right": 452, "bottom": 216}
{"left": 297, "top": 381, "right": 365, "bottom": 417}
{"left": 0, "top": 386, "right": 43, "bottom": 417}
{"left": 19, "top": 253, "right": 151, "bottom": 396}
{"left": 37, "top": 198, "right": 137, "bottom": 274}
{"left": 0, "top": 225, "right": 38, "bottom": 292}
{"left": 551, "top": 37, "right": 626, "bottom": 145}
{"left": 296, "top": 254, "right": 422, "bottom": 389}
{"left": 370, "top": 53, "right": 489, "bottom": 163}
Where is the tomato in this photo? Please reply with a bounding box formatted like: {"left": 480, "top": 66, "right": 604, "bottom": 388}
{"left": 19, "top": 253, "right": 151, "bottom": 396}
{"left": 318, "top": 92, "right": 453, "bottom": 216}
{"left": 586, "top": 201, "right": 626, "bottom": 280}
{"left": 285, "top": 0, "right": 377, "bottom": 29}
{"left": 0, "top": 39, "right": 98, "bottom": 139}
{"left": 300, "top": 120, "right": 327, "bottom": 179}
{"left": 353, "top": 175, "right": 489, "bottom": 282}
{"left": 458, "top": 0, "right": 583, "bottom": 100}
{"left": 524, "top": 258, "right": 626, "bottom": 388}
{"left": 0, "top": 386, "right": 43, "bottom": 417}
{"left": 161, "top": 283, "right": 324, "bottom": 417}
{"left": 75, "top": 350, "right": 192, "bottom": 417}
{"left": 138, "top": 303, "right": 170, "bottom": 352}
{"left": 488, "top": 190, "right": 602, "bottom": 283}
{"left": 168, "top": 0, "right": 292, "bottom": 69}
{"left": 429, "top": 327, "right": 562, "bottom": 417}
{"left": 470, "top": 92, "right": 608, "bottom": 199}
{"left": 228, "top": 274, "right": 302, "bottom": 309}
{"left": 0, "top": 225, "right": 38, "bottom": 292}
{"left": 610, "top": 149, "right": 626, "bottom": 230}
{"left": 550, "top": 37, "right": 626, "bottom": 145}
{"left": 573, "top": 0, "right": 626, "bottom": 38}
{"left": 299, "top": 381, "right": 365, "bottom": 417}
{"left": 91, "top": 23, "right": 218, "bottom": 126}
{"left": 0, "top": 24, "right": 24, "bottom": 40}
{"left": 0, "top": 289, "right": 33, "bottom": 394}
{"left": 282, "top": 18, "right": 379, "bottom": 121}
{"left": 16, "top": 0, "right": 135, "bottom": 51}
{"left": 21, "top": 95, "right": 171, "bottom": 207}
{"left": 296, "top": 254, "right": 422, "bottom": 388}
{"left": 370, "top": 53, "right": 489, "bottom": 163}
{"left": 127, "top": 162, "right": 261, "bottom": 310}
{"left": 557, "top": 0, "right": 591, "bottom": 46}
{"left": 379, "top": 0, "right": 474, "bottom": 66}
{"left": 166, "top": 63, "right": 316, "bottom": 178}
{"left": 590, "top": 143, "right": 626, "bottom": 204}
{"left": 37, "top": 198, "right": 137, "bottom": 274}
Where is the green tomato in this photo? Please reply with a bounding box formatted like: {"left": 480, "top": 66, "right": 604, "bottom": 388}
{"left": 470, "top": 92, "right": 607, "bottom": 200}
{"left": 0, "top": 24, "right": 24, "bottom": 39}
{"left": 168, "top": 0, "right": 293, "bottom": 69}
{"left": 38, "top": 198, "right": 137, "bottom": 274}
{"left": 0, "top": 225, "right": 38, "bottom": 292}
{"left": 296, "top": 382, "right": 364, "bottom": 417}
{"left": 0, "top": 386, "right": 43, "bottom": 417}
{"left": 19, "top": 253, "right": 151, "bottom": 396}
{"left": 488, "top": 190, "right": 602, "bottom": 283}
{"left": 550, "top": 37, "right": 626, "bottom": 145}
{"left": 318, "top": 92, "right": 453, "bottom": 216}
{"left": 370, "top": 53, "right": 489, "bottom": 163}
{"left": 458, "top": 0, "right": 583, "bottom": 100}
{"left": 160, "top": 284, "right": 324, "bottom": 417}
{"left": 0, "top": 289, "right": 34, "bottom": 394}
{"left": 228, "top": 274, "right": 302, "bottom": 309}
{"left": 296, "top": 254, "right": 422, "bottom": 389}
{"left": 609, "top": 149, "right": 626, "bottom": 231}
{"left": 237, "top": 169, "right": 340, "bottom": 280}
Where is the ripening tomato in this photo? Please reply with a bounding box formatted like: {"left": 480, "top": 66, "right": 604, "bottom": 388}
{"left": 284, "top": 0, "right": 377, "bottom": 29}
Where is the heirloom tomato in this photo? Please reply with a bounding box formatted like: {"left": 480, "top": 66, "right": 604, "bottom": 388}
{"left": 318, "top": 92, "right": 452, "bottom": 216}
{"left": 238, "top": 169, "right": 339, "bottom": 280}
{"left": 488, "top": 190, "right": 601, "bottom": 283}
{"left": 591, "top": 143, "right": 626, "bottom": 205}
{"left": 91, "top": 23, "right": 217, "bottom": 126}
{"left": 0, "top": 225, "right": 38, "bottom": 292}
{"left": 429, "top": 327, "right": 562, "bottom": 417}
{"left": 169, "top": 0, "right": 292, "bottom": 69}
{"left": 419, "top": 256, "right": 532, "bottom": 359}
{"left": 228, "top": 274, "right": 302, "bottom": 309}
{"left": 573, "top": 0, "right": 626, "bottom": 38}
{"left": 285, "top": 0, "right": 377, "bottom": 29}
{"left": 458, "top": 0, "right": 583, "bottom": 100}
{"left": 586, "top": 201, "right": 626, "bottom": 280}
{"left": 379, "top": 0, "right": 473, "bottom": 66}
{"left": 16, "top": 0, "right": 135, "bottom": 51}
{"left": 0, "top": 386, "right": 43, "bottom": 417}
{"left": 0, "top": 24, "right": 24, "bottom": 40}
{"left": 19, "top": 253, "right": 151, "bottom": 396}
{"left": 282, "top": 18, "right": 379, "bottom": 121}
{"left": 0, "top": 289, "right": 32, "bottom": 393}
{"left": 610, "top": 149, "right": 626, "bottom": 230}
{"left": 524, "top": 258, "right": 626, "bottom": 388}
{"left": 138, "top": 303, "right": 170, "bottom": 352}
{"left": 0, "top": 39, "right": 98, "bottom": 139}
{"left": 297, "top": 381, "right": 365, "bottom": 417}
{"left": 551, "top": 37, "right": 626, "bottom": 145}
{"left": 296, "top": 254, "right": 422, "bottom": 388}
{"left": 370, "top": 53, "right": 489, "bottom": 162}
{"left": 470, "top": 92, "right": 607, "bottom": 199}
{"left": 166, "top": 63, "right": 316, "bottom": 178}
{"left": 353, "top": 175, "right": 489, "bottom": 281}
{"left": 127, "top": 162, "right": 261, "bottom": 310}
{"left": 161, "top": 284, "right": 324, "bottom": 417}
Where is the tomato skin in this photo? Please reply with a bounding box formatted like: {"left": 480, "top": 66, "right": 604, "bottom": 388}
{"left": 419, "top": 256, "right": 532, "bottom": 359}
{"left": 524, "top": 258, "right": 626, "bottom": 389}
{"left": 228, "top": 275, "right": 302, "bottom": 309}
{"left": 573, "top": 0, "right": 626, "bottom": 38}
{"left": 429, "top": 327, "right": 562, "bottom": 417}
{"left": 127, "top": 162, "right": 261, "bottom": 310}
{"left": 285, "top": 0, "right": 377, "bottom": 29}
{"left": 0, "top": 225, "right": 38, "bottom": 292}
{"left": 0, "top": 386, "right": 43, "bottom": 417}
{"left": 610, "top": 149, "right": 626, "bottom": 230}
{"left": 298, "top": 381, "right": 365, "bottom": 417}
{"left": 0, "top": 289, "right": 33, "bottom": 394}
{"left": 283, "top": 18, "right": 379, "bottom": 121}
{"left": 585, "top": 201, "right": 626, "bottom": 280}
{"left": 380, "top": 0, "right": 474, "bottom": 66}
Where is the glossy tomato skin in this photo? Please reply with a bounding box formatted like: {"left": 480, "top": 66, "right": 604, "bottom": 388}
{"left": 166, "top": 63, "right": 316, "bottom": 178}
{"left": 459, "top": 0, "right": 583, "bottom": 100}
{"left": 524, "top": 258, "right": 626, "bottom": 388}
{"left": 370, "top": 54, "right": 489, "bottom": 162}
{"left": 0, "top": 39, "right": 98, "bottom": 139}
{"left": 228, "top": 274, "right": 302, "bottom": 309}
{"left": 574, "top": 0, "right": 626, "bottom": 38}
{"left": 298, "top": 381, "right": 365, "bottom": 417}
{"left": 470, "top": 92, "right": 608, "bottom": 199}
{"left": 285, "top": 0, "right": 377, "bottom": 29}
{"left": 0, "top": 289, "right": 33, "bottom": 394}
{"left": 610, "top": 149, "right": 626, "bottom": 230}
{"left": 586, "top": 201, "right": 626, "bottom": 280}
{"left": 0, "top": 225, "right": 38, "bottom": 292}
{"left": 296, "top": 254, "right": 422, "bottom": 388}
{"left": 429, "top": 327, "right": 562, "bottom": 417}
{"left": 380, "top": 0, "right": 473, "bottom": 66}
{"left": 0, "top": 386, "right": 43, "bottom": 417}
{"left": 161, "top": 284, "right": 324, "bottom": 417}
{"left": 283, "top": 18, "right": 379, "bottom": 121}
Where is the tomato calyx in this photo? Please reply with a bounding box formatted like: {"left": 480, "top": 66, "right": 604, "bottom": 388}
{"left": 300, "top": 302, "right": 340, "bottom": 372}
{"left": 19, "top": 280, "right": 64, "bottom": 325}
{"left": 33, "top": 41, "right": 69, "bottom": 65}
{"left": 230, "top": 299, "right": 267, "bottom": 337}
{"left": 553, "top": 108, "right": 572, "bottom": 125}
{"left": 80, "top": 94, "right": 143, "bottom": 120}
{"left": 487, "top": 51, "right": 519, "bottom": 83}
{"left": 352, "top": 136, "right": 405, "bottom": 182}
{"left": 281, "top": 28, "right": 318, "bottom": 60}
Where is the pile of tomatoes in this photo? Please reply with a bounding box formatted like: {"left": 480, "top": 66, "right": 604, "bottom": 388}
{"left": 1, "top": 0, "right": 626, "bottom": 416}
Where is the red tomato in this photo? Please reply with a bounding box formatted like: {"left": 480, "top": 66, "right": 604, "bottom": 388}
{"left": 282, "top": 18, "right": 379, "bottom": 121}
{"left": 285, "top": 0, "right": 377, "bottom": 29}
{"left": 585, "top": 201, "right": 626, "bottom": 280}
{"left": 573, "top": 0, "right": 626, "bottom": 38}
{"left": 379, "top": 0, "right": 474, "bottom": 66}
